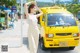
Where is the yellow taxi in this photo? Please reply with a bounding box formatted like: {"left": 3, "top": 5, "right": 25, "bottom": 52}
{"left": 39, "top": 6, "right": 80, "bottom": 50}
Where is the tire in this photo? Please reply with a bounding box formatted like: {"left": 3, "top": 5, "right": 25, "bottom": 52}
{"left": 39, "top": 38, "right": 46, "bottom": 50}
{"left": 69, "top": 47, "right": 75, "bottom": 50}
{"left": 39, "top": 34, "right": 41, "bottom": 41}
{"left": 79, "top": 19, "right": 80, "bottom": 21}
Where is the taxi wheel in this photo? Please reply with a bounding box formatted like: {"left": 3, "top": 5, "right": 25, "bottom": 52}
{"left": 69, "top": 47, "right": 75, "bottom": 50}
{"left": 39, "top": 38, "right": 46, "bottom": 50}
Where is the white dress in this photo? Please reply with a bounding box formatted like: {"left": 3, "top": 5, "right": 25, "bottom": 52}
{"left": 27, "top": 14, "right": 39, "bottom": 53}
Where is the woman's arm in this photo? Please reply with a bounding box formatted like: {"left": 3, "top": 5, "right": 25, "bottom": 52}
{"left": 36, "top": 7, "right": 43, "bottom": 18}
{"left": 35, "top": 3, "right": 43, "bottom": 18}
{"left": 24, "top": 3, "right": 29, "bottom": 17}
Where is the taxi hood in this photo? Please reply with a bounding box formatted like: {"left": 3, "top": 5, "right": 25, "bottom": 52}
{"left": 45, "top": 26, "right": 79, "bottom": 34}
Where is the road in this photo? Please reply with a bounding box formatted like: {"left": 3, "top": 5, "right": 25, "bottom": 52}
{"left": 37, "top": 46, "right": 80, "bottom": 53}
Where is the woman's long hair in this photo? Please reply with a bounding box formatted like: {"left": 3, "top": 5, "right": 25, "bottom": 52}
{"left": 28, "top": 4, "right": 35, "bottom": 13}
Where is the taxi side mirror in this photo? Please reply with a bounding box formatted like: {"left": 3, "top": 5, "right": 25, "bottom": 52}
{"left": 41, "top": 21, "right": 45, "bottom": 26}
{"left": 42, "top": 17, "right": 45, "bottom": 21}
{"left": 75, "top": 17, "right": 79, "bottom": 25}
{"left": 76, "top": 20, "right": 79, "bottom": 24}
{"left": 41, "top": 18, "right": 45, "bottom": 26}
{"left": 40, "top": 14, "right": 46, "bottom": 26}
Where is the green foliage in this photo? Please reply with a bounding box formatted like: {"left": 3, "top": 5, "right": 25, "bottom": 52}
{"left": 53, "top": 0, "right": 80, "bottom": 16}
{"left": 72, "top": 0, "right": 79, "bottom": 4}
{"left": 0, "top": 0, "right": 16, "bottom": 6}
{"left": 67, "top": 4, "right": 80, "bottom": 15}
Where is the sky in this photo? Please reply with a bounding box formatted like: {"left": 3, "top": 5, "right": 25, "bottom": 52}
{"left": 17, "top": 0, "right": 80, "bottom": 3}
{"left": 36, "top": 0, "right": 72, "bottom": 2}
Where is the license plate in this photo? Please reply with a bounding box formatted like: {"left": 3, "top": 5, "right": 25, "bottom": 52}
{"left": 59, "top": 42, "right": 68, "bottom": 47}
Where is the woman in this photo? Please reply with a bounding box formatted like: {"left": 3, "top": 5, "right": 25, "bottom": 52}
{"left": 24, "top": 1, "right": 43, "bottom": 53}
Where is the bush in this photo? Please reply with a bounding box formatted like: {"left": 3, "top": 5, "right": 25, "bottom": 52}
{"left": 0, "top": 13, "right": 5, "bottom": 17}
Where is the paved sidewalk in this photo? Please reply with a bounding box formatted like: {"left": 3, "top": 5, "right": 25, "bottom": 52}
{"left": 0, "top": 19, "right": 30, "bottom": 53}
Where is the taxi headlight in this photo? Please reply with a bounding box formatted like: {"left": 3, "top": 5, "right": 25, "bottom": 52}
{"left": 73, "top": 33, "right": 78, "bottom": 37}
{"left": 48, "top": 34, "right": 54, "bottom": 38}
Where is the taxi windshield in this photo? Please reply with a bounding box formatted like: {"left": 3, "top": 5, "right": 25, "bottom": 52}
{"left": 47, "top": 13, "right": 77, "bottom": 26}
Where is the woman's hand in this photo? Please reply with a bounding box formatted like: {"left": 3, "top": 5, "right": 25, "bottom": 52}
{"left": 25, "top": 1, "right": 35, "bottom": 5}
{"left": 31, "top": 1, "right": 36, "bottom": 4}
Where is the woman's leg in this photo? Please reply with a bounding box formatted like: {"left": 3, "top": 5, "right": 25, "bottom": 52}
{"left": 27, "top": 25, "right": 33, "bottom": 53}
{"left": 31, "top": 26, "right": 39, "bottom": 53}
{"left": 27, "top": 25, "right": 37, "bottom": 53}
